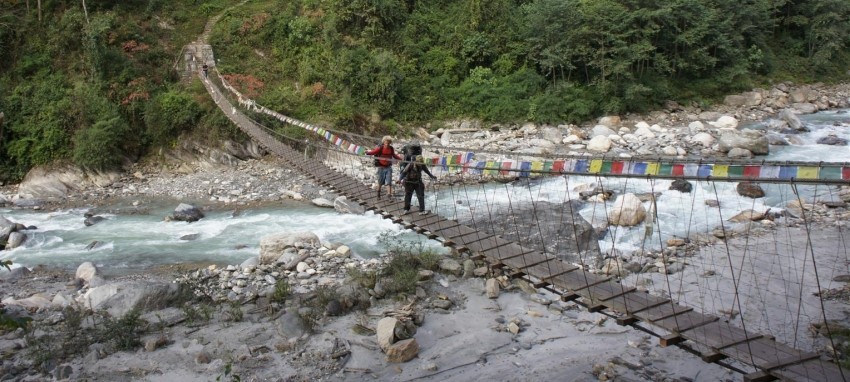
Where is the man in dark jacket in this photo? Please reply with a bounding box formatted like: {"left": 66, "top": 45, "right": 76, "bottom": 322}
{"left": 398, "top": 155, "right": 436, "bottom": 215}
{"left": 366, "top": 136, "right": 402, "bottom": 199}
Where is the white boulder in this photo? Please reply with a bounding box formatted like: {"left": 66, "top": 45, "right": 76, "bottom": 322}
{"left": 608, "top": 194, "right": 647, "bottom": 227}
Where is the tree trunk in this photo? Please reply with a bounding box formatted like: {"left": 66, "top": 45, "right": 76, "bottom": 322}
{"left": 37, "top": 0, "right": 41, "bottom": 22}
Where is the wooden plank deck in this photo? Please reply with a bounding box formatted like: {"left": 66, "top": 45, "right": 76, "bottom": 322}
{"left": 202, "top": 75, "right": 850, "bottom": 382}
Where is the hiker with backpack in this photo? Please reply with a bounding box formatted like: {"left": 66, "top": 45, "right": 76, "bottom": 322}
{"left": 366, "top": 136, "right": 402, "bottom": 200}
{"left": 398, "top": 155, "right": 436, "bottom": 215}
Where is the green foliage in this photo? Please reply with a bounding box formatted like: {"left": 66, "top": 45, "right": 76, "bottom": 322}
{"left": 376, "top": 231, "right": 441, "bottom": 295}
{"left": 98, "top": 309, "right": 143, "bottom": 351}
{"left": 2, "top": 0, "right": 850, "bottom": 180}
{"left": 144, "top": 89, "right": 203, "bottom": 146}
{"left": 223, "top": 302, "right": 244, "bottom": 323}
{"left": 182, "top": 302, "right": 214, "bottom": 326}
{"left": 210, "top": 0, "right": 850, "bottom": 127}
{"left": 0, "top": 0, "right": 235, "bottom": 182}
{"left": 25, "top": 307, "right": 146, "bottom": 373}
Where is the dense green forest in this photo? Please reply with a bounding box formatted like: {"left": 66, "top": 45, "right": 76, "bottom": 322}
{"left": 1, "top": 0, "right": 849, "bottom": 182}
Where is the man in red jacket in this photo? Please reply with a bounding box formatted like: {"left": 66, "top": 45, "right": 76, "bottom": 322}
{"left": 366, "top": 136, "right": 402, "bottom": 199}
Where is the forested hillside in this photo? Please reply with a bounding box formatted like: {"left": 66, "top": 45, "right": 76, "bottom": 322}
{"left": 1, "top": 0, "right": 849, "bottom": 183}
{"left": 0, "top": 0, "right": 238, "bottom": 181}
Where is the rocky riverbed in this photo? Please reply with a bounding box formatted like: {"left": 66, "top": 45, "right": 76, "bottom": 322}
{"left": 0, "top": 82, "right": 849, "bottom": 381}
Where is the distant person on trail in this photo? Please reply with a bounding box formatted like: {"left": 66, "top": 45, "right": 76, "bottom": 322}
{"left": 398, "top": 155, "right": 436, "bottom": 215}
{"left": 366, "top": 136, "right": 402, "bottom": 200}
{"left": 202, "top": 63, "right": 209, "bottom": 78}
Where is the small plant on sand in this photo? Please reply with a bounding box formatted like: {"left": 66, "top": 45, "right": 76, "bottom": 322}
{"left": 96, "top": 308, "right": 143, "bottom": 351}
{"left": 183, "top": 302, "right": 213, "bottom": 325}
{"left": 376, "top": 231, "right": 442, "bottom": 295}
{"left": 216, "top": 361, "right": 242, "bottom": 382}
{"left": 346, "top": 267, "right": 377, "bottom": 289}
{"left": 297, "top": 285, "right": 340, "bottom": 332}
{"left": 269, "top": 279, "right": 291, "bottom": 304}
{"left": 223, "top": 301, "right": 244, "bottom": 323}
{"left": 25, "top": 307, "right": 146, "bottom": 373}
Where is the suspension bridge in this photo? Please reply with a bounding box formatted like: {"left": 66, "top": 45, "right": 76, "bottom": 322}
{"left": 181, "top": 25, "right": 850, "bottom": 380}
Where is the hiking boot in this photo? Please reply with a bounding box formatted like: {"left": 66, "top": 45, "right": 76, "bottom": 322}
{"left": 402, "top": 210, "right": 410, "bottom": 215}
{"left": 418, "top": 210, "right": 428, "bottom": 216}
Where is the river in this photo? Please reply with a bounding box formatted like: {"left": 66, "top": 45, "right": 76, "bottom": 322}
{"left": 1, "top": 110, "right": 847, "bottom": 273}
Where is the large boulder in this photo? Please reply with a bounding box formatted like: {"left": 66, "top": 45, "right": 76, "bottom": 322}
{"left": 737, "top": 182, "right": 766, "bottom": 198}
{"left": 258, "top": 231, "right": 320, "bottom": 264}
{"left": 817, "top": 135, "right": 848, "bottom": 146}
{"left": 791, "top": 102, "right": 818, "bottom": 114}
{"left": 386, "top": 338, "right": 419, "bottom": 363}
{"left": 669, "top": 180, "right": 693, "bottom": 193}
{"left": 80, "top": 281, "right": 182, "bottom": 317}
{"left": 718, "top": 129, "right": 769, "bottom": 155}
{"left": 5, "top": 232, "right": 26, "bottom": 250}
{"left": 608, "top": 193, "right": 647, "bottom": 227}
{"left": 778, "top": 109, "right": 805, "bottom": 131}
{"left": 728, "top": 210, "right": 767, "bottom": 223}
{"left": 84, "top": 215, "right": 106, "bottom": 227}
{"left": 591, "top": 125, "right": 617, "bottom": 138}
{"left": 376, "top": 317, "right": 401, "bottom": 352}
{"left": 690, "top": 132, "right": 715, "bottom": 147}
{"left": 311, "top": 198, "right": 335, "bottom": 208}
{"left": 17, "top": 165, "right": 120, "bottom": 199}
{"left": 708, "top": 116, "right": 739, "bottom": 129}
{"left": 76, "top": 262, "right": 98, "bottom": 284}
{"left": 586, "top": 136, "right": 612, "bottom": 153}
{"left": 598, "top": 116, "right": 621, "bottom": 127}
{"left": 169, "top": 203, "right": 205, "bottom": 222}
{"left": 334, "top": 196, "right": 364, "bottom": 214}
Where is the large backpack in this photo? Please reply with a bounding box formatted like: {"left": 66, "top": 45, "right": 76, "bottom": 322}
{"left": 405, "top": 164, "right": 422, "bottom": 183}
{"left": 400, "top": 143, "right": 422, "bottom": 171}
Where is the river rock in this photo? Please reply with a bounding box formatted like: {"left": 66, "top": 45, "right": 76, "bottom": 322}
{"left": 600, "top": 258, "right": 627, "bottom": 277}
{"left": 84, "top": 216, "right": 106, "bottom": 227}
{"left": 376, "top": 317, "right": 400, "bottom": 351}
{"left": 275, "top": 311, "right": 307, "bottom": 339}
{"left": 258, "top": 232, "right": 319, "bottom": 264}
{"left": 690, "top": 132, "right": 715, "bottom": 147}
{"left": 708, "top": 115, "right": 738, "bottom": 129}
{"left": 80, "top": 281, "right": 182, "bottom": 317}
{"left": 727, "top": 147, "right": 754, "bottom": 158}
{"left": 76, "top": 262, "right": 98, "bottom": 284}
{"left": 4, "top": 294, "right": 51, "bottom": 311}
{"left": 541, "top": 127, "right": 563, "bottom": 144}
{"left": 778, "top": 109, "right": 805, "bottom": 131}
{"left": 439, "top": 258, "right": 462, "bottom": 276}
{"left": 791, "top": 102, "right": 818, "bottom": 114}
{"left": 169, "top": 203, "right": 204, "bottom": 222}
{"left": 591, "top": 125, "right": 617, "bottom": 137}
{"left": 586, "top": 136, "right": 612, "bottom": 153}
{"left": 5, "top": 232, "right": 25, "bottom": 250}
{"left": 312, "top": 198, "right": 334, "bottom": 208}
{"left": 608, "top": 194, "right": 646, "bottom": 227}
{"left": 634, "top": 125, "right": 655, "bottom": 138}
{"left": 728, "top": 210, "right": 767, "bottom": 223}
{"left": 718, "top": 129, "right": 769, "bottom": 155}
{"left": 334, "top": 196, "right": 364, "bottom": 214}
{"left": 669, "top": 180, "right": 693, "bottom": 193}
{"left": 816, "top": 135, "right": 848, "bottom": 146}
{"left": 17, "top": 164, "right": 120, "bottom": 199}
{"left": 386, "top": 338, "right": 419, "bottom": 363}
{"left": 736, "top": 182, "right": 766, "bottom": 198}
{"left": 486, "top": 278, "right": 500, "bottom": 299}
{"left": 598, "top": 116, "right": 621, "bottom": 127}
